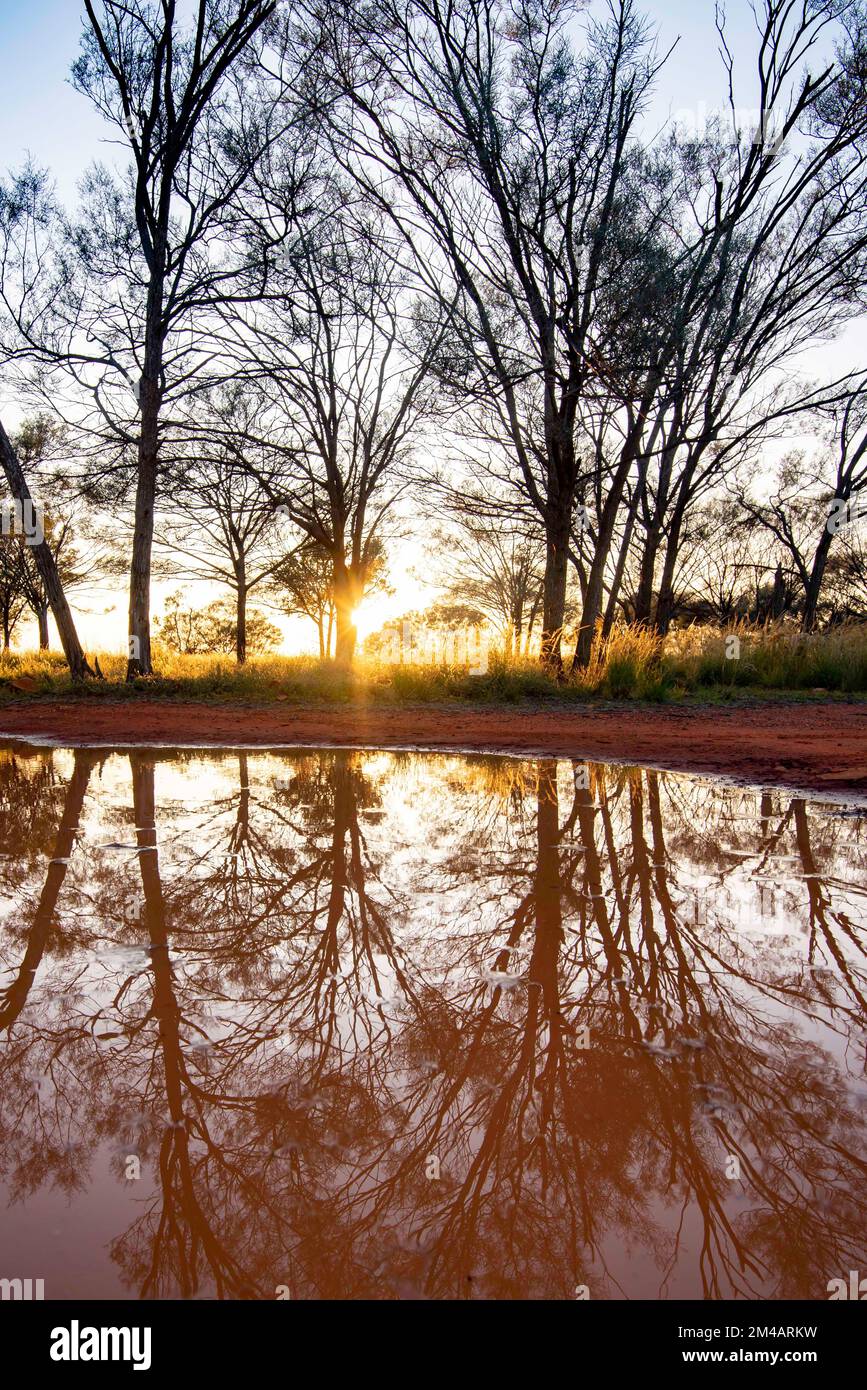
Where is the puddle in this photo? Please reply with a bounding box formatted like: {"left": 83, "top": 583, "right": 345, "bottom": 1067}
{"left": 0, "top": 743, "right": 865, "bottom": 1300}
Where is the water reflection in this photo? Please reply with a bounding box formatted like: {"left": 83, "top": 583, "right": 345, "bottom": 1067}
{"left": 0, "top": 743, "right": 865, "bottom": 1300}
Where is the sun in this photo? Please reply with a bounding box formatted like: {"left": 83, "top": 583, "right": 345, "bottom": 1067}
{"left": 352, "top": 596, "right": 394, "bottom": 643}
{"left": 350, "top": 559, "right": 439, "bottom": 644}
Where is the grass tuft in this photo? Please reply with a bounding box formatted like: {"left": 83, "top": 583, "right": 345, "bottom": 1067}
{"left": 0, "top": 623, "right": 865, "bottom": 706}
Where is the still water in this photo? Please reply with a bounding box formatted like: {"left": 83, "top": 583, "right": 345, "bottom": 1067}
{"left": 0, "top": 742, "right": 865, "bottom": 1301}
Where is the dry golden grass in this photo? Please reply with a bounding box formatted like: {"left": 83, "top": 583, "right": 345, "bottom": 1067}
{"left": 0, "top": 622, "right": 865, "bottom": 703}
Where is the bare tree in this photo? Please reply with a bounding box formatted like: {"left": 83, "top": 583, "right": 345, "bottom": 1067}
{"left": 158, "top": 391, "right": 295, "bottom": 663}
{"left": 624, "top": 0, "right": 867, "bottom": 639}
{"left": 222, "top": 186, "right": 441, "bottom": 662}
{"left": 433, "top": 506, "right": 545, "bottom": 657}
{"left": 302, "top": 0, "right": 867, "bottom": 669}
{"left": 303, "top": 0, "right": 663, "bottom": 670}
{"left": 76, "top": 0, "right": 287, "bottom": 677}
{"left": 0, "top": 3, "right": 294, "bottom": 677}
{"left": 741, "top": 386, "right": 867, "bottom": 630}
{"left": 0, "top": 421, "right": 93, "bottom": 677}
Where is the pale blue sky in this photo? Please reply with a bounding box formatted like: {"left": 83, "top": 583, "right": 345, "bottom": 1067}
{"left": 0, "top": 1, "right": 110, "bottom": 201}
{"left": 0, "top": 0, "right": 762, "bottom": 200}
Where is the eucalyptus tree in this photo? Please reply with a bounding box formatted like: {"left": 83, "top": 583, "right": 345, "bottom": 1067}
{"left": 220, "top": 179, "right": 445, "bottom": 663}
{"left": 157, "top": 389, "right": 297, "bottom": 663}
{"left": 299, "top": 0, "right": 867, "bottom": 669}
{"left": 0, "top": 2, "right": 297, "bottom": 678}
{"left": 740, "top": 383, "right": 867, "bottom": 631}
{"left": 298, "top": 0, "right": 663, "bottom": 670}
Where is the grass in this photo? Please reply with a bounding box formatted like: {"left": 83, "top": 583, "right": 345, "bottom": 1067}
{"left": 1, "top": 623, "right": 866, "bottom": 706}
{"left": 662, "top": 620, "right": 867, "bottom": 696}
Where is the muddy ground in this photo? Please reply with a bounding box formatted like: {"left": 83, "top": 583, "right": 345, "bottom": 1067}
{"left": 1, "top": 696, "right": 866, "bottom": 799}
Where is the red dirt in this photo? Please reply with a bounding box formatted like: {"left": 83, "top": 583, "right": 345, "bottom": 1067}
{"left": 1, "top": 697, "right": 866, "bottom": 798}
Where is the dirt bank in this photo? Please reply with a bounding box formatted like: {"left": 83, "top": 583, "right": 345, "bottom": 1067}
{"left": 1, "top": 697, "right": 866, "bottom": 799}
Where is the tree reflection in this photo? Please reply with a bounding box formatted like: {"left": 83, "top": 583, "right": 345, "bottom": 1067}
{"left": 0, "top": 744, "right": 865, "bottom": 1300}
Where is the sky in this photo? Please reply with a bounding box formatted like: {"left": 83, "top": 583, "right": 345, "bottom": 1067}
{"left": 0, "top": 0, "right": 763, "bottom": 196}
{"left": 0, "top": 0, "right": 860, "bottom": 654}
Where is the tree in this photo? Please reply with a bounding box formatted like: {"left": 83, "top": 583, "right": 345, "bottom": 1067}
{"left": 741, "top": 389, "right": 867, "bottom": 631}
{"left": 305, "top": 0, "right": 661, "bottom": 669}
{"left": 76, "top": 0, "right": 285, "bottom": 677}
{"left": 267, "top": 540, "right": 335, "bottom": 659}
{"left": 0, "top": 189, "right": 94, "bottom": 677}
{"left": 158, "top": 389, "right": 294, "bottom": 663}
{"left": 305, "top": 0, "right": 867, "bottom": 670}
{"left": 0, "top": 535, "right": 27, "bottom": 650}
{"left": 621, "top": 4, "right": 867, "bottom": 642}
{"left": 11, "top": 416, "right": 100, "bottom": 650}
{"left": 433, "top": 507, "right": 545, "bottom": 658}
{"left": 155, "top": 590, "right": 282, "bottom": 654}
{"left": 665, "top": 498, "right": 758, "bottom": 626}
{"left": 223, "top": 181, "right": 439, "bottom": 663}
{"left": 0, "top": 420, "right": 93, "bottom": 677}
{"left": 0, "top": 3, "right": 291, "bottom": 678}
{"left": 824, "top": 526, "right": 867, "bottom": 621}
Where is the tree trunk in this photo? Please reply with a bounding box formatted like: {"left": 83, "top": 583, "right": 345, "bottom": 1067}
{"left": 127, "top": 263, "right": 165, "bottom": 681}
{"left": 334, "top": 605, "right": 357, "bottom": 663}
{"left": 333, "top": 562, "right": 358, "bottom": 664}
{"left": 602, "top": 488, "right": 641, "bottom": 638}
{"left": 633, "top": 439, "right": 676, "bottom": 625}
{"left": 802, "top": 528, "right": 834, "bottom": 633}
{"left": 0, "top": 418, "right": 93, "bottom": 680}
{"left": 573, "top": 387, "right": 665, "bottom": 669}
{"left": 770, "top": 563, "right": 786, "bottom": 620}
{"left": 654, "top": 481, "right": 700, "bottom": 637}
{"left": 510, "top": 596, "right": 524, "bottom": 662}
{"left": 540, "top": 508, "right": 571, "bottom": 672}
{"left": 236, "top": 581, "right": 247, "bottom": 665}
{"left": 127, "top": 377, "right": 159, "bottom": 679}
{"left": 572, "top": 419, "right": 648, "bottom": 670}
{"left": 634, "top": 525, "right": 662, "bottom": 625}
{"left": 653, "top": 526, "right": 682, "bottom": 637}
{"left": 525, "top": 590, "right": 542, "bottom": 655}
{"left": 37, "top": 603, "right": 50, "bottom": 650}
